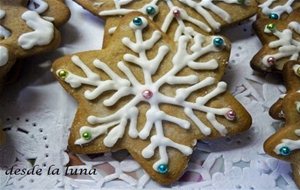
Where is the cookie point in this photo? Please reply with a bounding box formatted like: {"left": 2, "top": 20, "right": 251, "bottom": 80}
{"left": 225, "top": 109, "right": 236, "bottom": 121}
{"left": 279, "top": 146, "right": 291, "bottom": 156}
{"left": 269, "top": 13, "right": 279, "bottom": 20}
{"left": 213, "top": 37, "right": 224, "bottom": 48}
{"left": 57, "top": 69, "right": 68, "bottom": 79}
{"left": 157, "top": 164, "right": 169, "bottom": 174}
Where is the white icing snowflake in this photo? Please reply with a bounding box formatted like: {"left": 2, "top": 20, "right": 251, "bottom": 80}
{"left": 261, "top": 21, "right": 300, "bottom": 68}
{"left": 98, "top": 0, "right": 246, "bottom": 40}
{"left": 259, "top": 0, "right": 296, "bottom": 18}
{"left": 57, "top": 16, "right": 236, "bottom": 173}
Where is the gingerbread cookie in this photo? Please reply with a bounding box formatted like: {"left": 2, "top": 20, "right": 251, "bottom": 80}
{"left": 257, "top": 0, "right": 300, "bottom": 19}
{"left": 265, "top": 61, "right": 300, "bottom": 188}
{"left": 0, "top": 0, "right": 70, "bottom": 86}
{"left": 293, "top": 164, "right": 300, "bottom": 188}
{"left": 74, "top": 0, "right": 257, "bottom": 45}
{"left": 52, "top": 13, "right": 251, "bottom": 184}
{"left": 251, "top": 8, "right": 300, "bottom": 73}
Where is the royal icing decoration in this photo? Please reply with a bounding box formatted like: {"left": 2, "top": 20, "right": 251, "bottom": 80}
{"left": 18, "top": 11, "right": 54, "bottom": 50}
{"left": 259, "top": 0, "right": 296, "bottom": 18}
{"left": 28, "top": 0, "right": 49, "bottom": 14}
{"left": 261, "top": 21, "right": 300, "bottom": 68}
{"left": 98, "top": 0, "right": 247, "bottom": 40}
{"left": 0, "top": 9, "right": 11, "bottom": 39}
{"left": 274, "top": 129, "right": 300, "bottom": 156}
{"left": 0, "top": 46, "right": 8, "bottom": 67}
{"left": 57, "top": 16, "right": 236, "bottom": 173}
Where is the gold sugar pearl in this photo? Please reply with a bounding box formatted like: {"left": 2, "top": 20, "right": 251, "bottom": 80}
{"left": 57, "top": 70, "right": 68, "bottom": 79}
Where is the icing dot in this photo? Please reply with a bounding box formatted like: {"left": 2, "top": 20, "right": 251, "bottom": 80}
{"left": 225, "top": 110, "right": 236, "bottom": 121}
{"left": 173, "top": 9, "right": 181, "bottom": 18}
{"left": 213, "top": 37, "right": 224, "bottom": 48}
{"left": 146, "top": 6, "right": 156, "bottom": 15}
{"left": 133, "top": 17, "right": 143, "bottom": 26}
{"left": 82, "top": 131, "right": 92, "bottom": 140}
{"left": 266, "top": 23, "right": 276, "bottom": 32}
{"left": 267, "top": 57, "right": 276, "bottom": 66}
{"left": 57, "top": 70, "right": 68, "bottom": 79}
{"left": 157, "top": 164, "right": 168, "bottom": 174}
{"left": 269, "top": 13, "right": 279, "bottom": 20}
{"left": 279, "top": 146, "right": 291, "bottom": 156}
{"left": 237, "top": 0, "right": 245, "bottom": 4}
{"left": 142, "top": 90, "right": 153, "bottom": 99}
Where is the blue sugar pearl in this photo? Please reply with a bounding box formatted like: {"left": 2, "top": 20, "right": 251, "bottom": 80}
{"left": 133, "top": 17, "right": 143, "bottom": 26}
{"left": 157, "top": 164, "right": 169, "bottom": 174}
{"left": 213, "top": 37, "right": 224, "bottom": 48}
{"left": 146, "top": 6, "right": 156, "bottom": 15}
{"left": 279, "top": 146, "right": 291, "bottom": 156}
{"left": 269, "top": 13, "right": 279, "bottom": 20}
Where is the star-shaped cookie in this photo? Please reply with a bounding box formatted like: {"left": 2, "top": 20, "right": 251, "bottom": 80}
{"left": 251, "top": 8, "right": 300, "bottom": 73}
{"left": 52, "top": 13, "right": 251, "bottom": 184}
{"left": 257, "top": 0, "right": 300, "bottom": 19}
{"left": 74, "top": 0, "right": 257, "bottom": 45}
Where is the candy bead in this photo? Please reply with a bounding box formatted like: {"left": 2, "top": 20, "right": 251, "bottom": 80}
{"left": 225, "top": 110, "right": 236, "bottom": 121}
{"left": 133, "top": 17, "right": 143, "bottom": 26}
{"left": 266, "top": 23, "right": 276, "bottom": 32}
{"left": 142, "top": 90, "right": 153, "bottom": 99}
{"left": 146, "top": 6, "right": 156, "bottom": 15}
{"left": 213, "top": 37, "right": 224, "bottom": 48}
{"left": 269, "top": 13, "right": 279, "bottom": 20}
{"left": 82, "top": 131, "right": 92, "bottom": 140}
{"left": 237, "top": 0, "right": 245, "bottom": 4}
{"left": 57, "top": 70, "right": 68, "bottom": 79}
{"left": 267, "top": 57, "right": 276, "bottom": 66}
{"left": 279, "top": 146, "right": 291, "bottom": 156}
{"left": 173, "top": 9, "right": 181, "bottom": 18}
{"left": 157, "top": 164, "right": 168, "bottom": 174}
{"left": 296, "top": 67, "right": 300, "bottom": 76}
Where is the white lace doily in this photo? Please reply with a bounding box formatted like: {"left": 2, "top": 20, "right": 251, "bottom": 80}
{"left": 0, "top": 0, "right": 298, "bottom": 189}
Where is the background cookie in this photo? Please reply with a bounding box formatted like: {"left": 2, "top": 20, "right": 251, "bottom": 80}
{"left": 251, "top": 8, "right": 300, "bottom": 73}
{"left": 52, "top": 13, "right": 251, "bottom": 185}
{"left": 74, "top": 0, "right": 257, "bottom": 45}
{"left": 265, "top": 61, "right": 300, "bottom": 188}
{"left": 293, "top": 164, "right": 300, "bottom": 188}
{"left": 0, "top": 0, "right": 70, "bottom": 88}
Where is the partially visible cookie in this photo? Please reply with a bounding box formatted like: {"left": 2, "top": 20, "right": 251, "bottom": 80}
{"left": 293, "top": 164, "right": 300, "bottom": 189}
{"left": 257, "top": 0, "right": 300, "bottom": 19}
{"left": 0, "top": 127, "right": 5, "bottom": 145}
{"left": 265, "top": 61, "right": 300, "bottom": 188}
{"left": 52, "top": 13, "right": 251, "bottom": 185}
{"left": 251, "top": 8, "right": 300, "bottom": 73}
{"left": 74, "top": 0, "right": 257, "bottom": 45}
{"left": 0, "top": 0, "right": 70, "bottom": 87}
